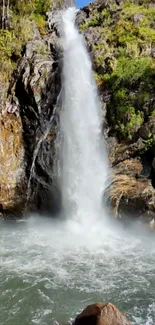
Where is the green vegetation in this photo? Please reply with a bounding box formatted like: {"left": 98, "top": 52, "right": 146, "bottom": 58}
{"left": 11, "top": 0, "right": 52, "bottom": 15}
{"left": 83, "top": 0, "right": 155, "bottom": 140}
{"left": 0, "top": 0, "right": 52, "bottom": 82}
{"left": 1, "top": 0, "right": 155, "bottom": 145}
{"left": 108, "top": 56, "right": 155, "bottom": 140}
{"left": 0, "top": 18, "right": 34, "bottom": 81}
{"left": 31, "top": 13, "right": 48, "bottom": 35}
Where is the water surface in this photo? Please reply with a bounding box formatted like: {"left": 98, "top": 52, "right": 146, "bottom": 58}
{"left": 0, "top": 217, "right": 155, "bottom": 325}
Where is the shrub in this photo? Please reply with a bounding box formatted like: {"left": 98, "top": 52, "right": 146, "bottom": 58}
{"left": 31, "top": 14, "right": 48, "bottom": 35}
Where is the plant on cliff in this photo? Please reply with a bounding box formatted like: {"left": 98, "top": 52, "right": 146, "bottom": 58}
{"left": 83, "top": 0, "right": 155, "bottom": 141}
{"left": 0, "top": 0, "right": 52, "bottom": 82}
{"left": 107, "top": 56, "right": 155, "bottom": 140}
{"left": 10, "top": 0, "right": 52, "bottom": 15}
{"left": 0, "top": 16, "right": 34, "bottom": 81}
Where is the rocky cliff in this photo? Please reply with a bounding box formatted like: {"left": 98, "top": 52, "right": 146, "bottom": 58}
{"left": 0, "top": 0, "right": 67, "bottom": 218}
{"left": 0, "top": 0, "right": 155, "bottom": 224}
{"left": 77, "top": 0, "right": 155, "bottom": 226}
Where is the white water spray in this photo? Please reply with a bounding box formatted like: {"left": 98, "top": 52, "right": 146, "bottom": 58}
{"left": 58, "top": 8, "right": 108, "bottom": 222}
{"left": 1, "top": 9, "right": 155, "bottom": 325}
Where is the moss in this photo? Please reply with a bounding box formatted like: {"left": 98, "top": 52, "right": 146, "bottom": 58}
{"left": 31, "top": 14, "right": 48, "bottom": 35}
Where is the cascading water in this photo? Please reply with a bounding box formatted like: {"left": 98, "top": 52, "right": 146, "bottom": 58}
{"left": 58, "top": 8, "right": 108, "bottom": 222}
{"left": 1, "top": 7, "right": 155, "bottom": 325}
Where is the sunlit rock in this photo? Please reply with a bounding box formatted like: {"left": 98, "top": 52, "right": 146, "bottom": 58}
{"left": 74, "top": 303, "right": 131, "bottom": 325}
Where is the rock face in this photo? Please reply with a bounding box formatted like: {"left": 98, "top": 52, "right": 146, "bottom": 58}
{"left": 16, "top": 35, "right": 61, "bottom": 215}
{"left": 74, "top": 303, "right": 131, "bottom": 325}
{"left": 0, "top": 113, "right": 26, "bottom": 218}
{"left": 0, "top": 10, "right": 62, "bottom": 218}
{"left": 0, "top": 0, "right": 80, "bottom": 219}
{"left": 77, "top": 0, "right": 155, "bottom": 225}
{"left": 52, "top": 0, "right": 75, "bottom": 9}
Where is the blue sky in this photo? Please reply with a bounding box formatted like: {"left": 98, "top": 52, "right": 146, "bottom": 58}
{"left": 76, "top": 0, "right": 90, "bottom": 8}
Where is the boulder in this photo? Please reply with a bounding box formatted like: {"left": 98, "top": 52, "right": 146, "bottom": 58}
{"left": 74, "top": 303, "right": 131, "bottom": 325}
{"left": 105, "top": 173, "right": 155, "bottom": 223}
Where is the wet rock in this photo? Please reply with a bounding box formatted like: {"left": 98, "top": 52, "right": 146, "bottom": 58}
{"left": 107, "top": 136, "right": 119, "bottom": 165}
{"left": 74, "top": 303, "right": 131, "bottom": 325}
{"left": 14, "top": 34, "right": 61, "bottom": 215}
{"left": 140, "top": 210, "right": 155, "bottom": 225}
{"left": 151, "top": 158, "right": 155, "bottom": 188}
{"left": 47, "top": 0, "right": 76, "bottom": 36}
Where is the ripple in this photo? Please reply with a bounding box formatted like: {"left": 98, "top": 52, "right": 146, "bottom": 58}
{"left": 0, "top": 218, "right": 155, "bottom": 324}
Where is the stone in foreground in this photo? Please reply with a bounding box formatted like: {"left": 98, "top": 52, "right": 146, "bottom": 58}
{"left": 74, "top": 303, "right": 131, "bottom": 325}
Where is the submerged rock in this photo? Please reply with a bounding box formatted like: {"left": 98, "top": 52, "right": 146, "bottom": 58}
{"left": 74, "top": 303, "right": 131, "bottom": 325}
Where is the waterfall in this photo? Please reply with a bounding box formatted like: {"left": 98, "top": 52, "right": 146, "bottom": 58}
{"left": 57, "top": 8, "right": 109, "bottom": 223}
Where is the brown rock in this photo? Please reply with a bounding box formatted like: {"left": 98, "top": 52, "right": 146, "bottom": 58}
{"left": 106, "top": 173, "right": 155, "bottom": 220}
{"left": 74, "top": 303, "right": 131, "bottom": 325}
{"left": 114, "top": 159, "right": 143, "bottom": 178}
{"left": 0, "top": 113, "right": 26, "bottom": 216}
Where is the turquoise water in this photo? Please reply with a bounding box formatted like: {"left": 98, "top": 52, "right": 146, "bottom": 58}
{"left": 0, "top": 218, "right": 155, "bottom": 325}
